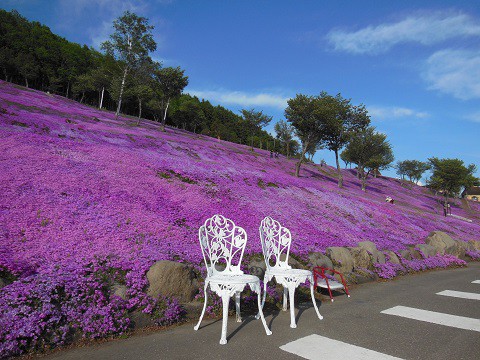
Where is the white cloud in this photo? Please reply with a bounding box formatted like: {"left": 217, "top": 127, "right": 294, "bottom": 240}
{"left": 423, "top": 49, "right": 480, "bottom": 100}
{"left": 369, "top": 106, "right": 430, "bottom": 120}
{"left": 465, "top": 112, "right": 480, "bottom": 123}
{"left": 187, "top": 89, "right": 289, "bottom": 110}
{"left": 327, "top": 12, "right": 480, "bottom": 54}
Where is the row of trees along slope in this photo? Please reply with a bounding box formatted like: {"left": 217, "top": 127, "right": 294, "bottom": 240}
{"left": 2, "top": 9, "right": 477, "bottom": 195}
{"left": 284, "top": 92, "right": 389, "bottom": 189}
{"left": 0, "top": 9, "right": 280, "bottom": 152}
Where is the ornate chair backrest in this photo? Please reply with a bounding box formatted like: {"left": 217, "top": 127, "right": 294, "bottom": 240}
{"left": 198, "top": 214, "right": 247, "bottom": 277}
{"left": 259, "top": 216, "right": 292, "bottom": 270}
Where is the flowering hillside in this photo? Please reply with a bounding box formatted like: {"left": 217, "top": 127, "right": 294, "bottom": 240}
{"left": 0, "top": 80, "right": 479, "bottom": 357}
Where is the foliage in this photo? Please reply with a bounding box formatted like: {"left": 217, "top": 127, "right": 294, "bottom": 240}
{"left": 344, "top": 126, "right": 394, "bottom": 191}
{"left": 316, "top": 92, "right": 370, "bottom": 188}
{"left": 274, "top": 120, "right": 295, "bottom": 157}
{"left": 101, "top": 11, "right": 156, "bottom": 117}
{"left": 427, "top": 158, "right": 478, "bottom": 202}
{"left": 240, "top": 109, "right": 272, "bottom": 150}
{"left": 396, "top": 160, "right": 430, "bottom": 184}
{"left": 0, "top": 9, "right": 98, "bottom": 95}
{"left": 151, "top": 66, "right": 189, "bottom": 130}
{"left": 285, "top": 94, "right": 324, "bottom": 176}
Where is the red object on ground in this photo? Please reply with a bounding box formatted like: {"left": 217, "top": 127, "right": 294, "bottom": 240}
{"left": 313, "top": 266, "right": 350, "bottom": 302}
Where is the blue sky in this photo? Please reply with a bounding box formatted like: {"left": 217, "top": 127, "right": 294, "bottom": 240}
{"left": 3, "top": 0, "right": 479, "bottom": 180}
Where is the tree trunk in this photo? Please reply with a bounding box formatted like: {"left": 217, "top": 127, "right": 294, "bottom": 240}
{"left": 25, "top": 78, "right": 28, "bottom": 88}
{"left": 99, "top": 87, "right": 104, "bottom": 110}
{"left": 160, "top": 98, "right": 170, "bottom": 131}
{"left": 361, "top": 168, "right": 369, "bottom": 191}
{"left": 80, "top": 92, "right": 85, "bottom": 103}
{"left": 138, "top": 98, "right": 142, "bottom": 119}
{"left": 295, "top": 142, "right": 309, "bottom": 177}
{"left": 116, "top": 67, "right": 129, "bottom": 119}
{"left": 295, "top": 160, "right": 303, "bottom": 177}
{"left": 335, "top": 149, "right": 343, "bottom": 188}
{"left": 66, "top": 81, "right": 70, "bottom": 98}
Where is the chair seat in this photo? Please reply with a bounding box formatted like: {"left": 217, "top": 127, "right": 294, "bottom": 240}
{"left": 266, "top": 268, "right": 311, "bottom": 278}
{"left": 316, "top": 279, "right": 345, "bottom": 290}
{"left": 208, "top": 274, "right": 260, "bottom": 286}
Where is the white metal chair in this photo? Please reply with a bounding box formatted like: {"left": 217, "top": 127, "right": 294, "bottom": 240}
{"left": 194, "top": 214, "right": 272, "bottom": 344}
{"left": 258, "top": 216, "right": 323, "bottom": 328}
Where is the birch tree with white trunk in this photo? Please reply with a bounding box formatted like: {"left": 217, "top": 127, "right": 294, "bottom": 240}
{"left": 101, "top": 11, "right": 156, "bottom": 119}
{"left": 152, "top": 66, "right": 189, "bottom": 131}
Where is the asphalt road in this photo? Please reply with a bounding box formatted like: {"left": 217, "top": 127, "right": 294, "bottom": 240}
{"left": 40, "top": 262, "right": 480, "bottom": 360}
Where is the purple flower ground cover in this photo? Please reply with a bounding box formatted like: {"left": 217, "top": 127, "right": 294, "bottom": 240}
{"left": 0, "top": 80, "right": 479, "bottom": 357}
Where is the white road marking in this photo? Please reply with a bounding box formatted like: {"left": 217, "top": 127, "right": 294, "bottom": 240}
{"left": 437, "top": 290, "right": 480, "bottom": 300}
{"left": 472, "top": 280, "right": 480, "bottom": 284}
{"left": 280, "top": 334, "right": 404, "bottom": 360}
{"left": 381, "top": 306, "right": 480, "bottom": 332}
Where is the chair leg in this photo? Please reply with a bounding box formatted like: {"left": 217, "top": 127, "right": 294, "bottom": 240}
{"left": 235, "top": 291, "right": 241, "bottom": 322}
{"left": 283, "top": 287, "right": 288, "bottom": 312}
{"left": 288, "top": 287, "right": 296, "bottom": 328}
{"left": 309, "top": 282, "right": 323, "bottom": 320}
{"left": 194, "top": 283, "right": 209, "bottom": 331}
{"left": 219, "top": 294, "right": 230, "bottom": 345}
{"left": 256, "top": 279, "right": 268, "bottom": 320}
{"left": 256, "top": 290, "right": 272, "bottom": 336}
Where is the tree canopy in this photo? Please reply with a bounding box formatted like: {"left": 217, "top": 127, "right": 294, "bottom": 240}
{"left": 285, "top": 94, "right": 324, "bottom": 177}
{"left": 343, "top": 126, "right": 394, "bottom": 191}
{"left": 396, "top": 160, "right": 430, "bottom": 184}
{"left": 101, "top": 11, "right": 156, "bottom": 118}
{"left": 427, "top": 158, "right": 478, "bottom": 203}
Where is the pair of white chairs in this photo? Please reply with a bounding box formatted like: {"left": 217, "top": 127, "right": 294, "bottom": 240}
{"left": 194, "top": 214, "right": 323, "bottom": 344}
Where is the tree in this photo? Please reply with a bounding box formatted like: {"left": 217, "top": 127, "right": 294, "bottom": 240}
{"left": 241, "top": 109, "right": 272, "bottom": 150}
{"left": 71, "top": 72, "right": 94, "bottom": 103}
{"left": 285, "top": 94, "right": 324, "bottom": 177}
{"left": 15, "top": 52, "right": 39, "bottom": 88}
{"left": 102, "top": 11, "right": 156, "bottom": 118}
{"left": 126, "top": 58, "right": 156, "bottom": 123}
{"left": 152, "top": 66, "right": 189, "bottom": 131}
{"left": 316, "top": 92, "right": 370, "bottom": 188}
{"left": 168, "top": 94, "right": 206, "bottom": 132}
{"left": 427, "top": 158, "right": 478, "bottom": 207}
{"left": 396, "top": 160, "right": 430, "bottom": 185}
{"left": 345, "top": 126, "right": 394, "bottom": 191}
{"left": 340, "top": 148, "right": 352, "bottom": 169}
{"left": 274, "top": 120, "right": 295, "bottom": 158}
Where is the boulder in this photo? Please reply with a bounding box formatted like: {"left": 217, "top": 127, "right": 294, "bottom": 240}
{"left": 373, "top": 251, "right": 386, "bottom": 264}
{"left": 357, "top": 241, "right": 378, "bottom": 253}
{"left": 468, "top": 240, "right": 480, "bottom": 251}
{"left": 280, "top": 254, "right": 305, "bottom": 269}
{"left": 130, "top": 310, "right": 154, "bottom": 329}
{"left": 424, "top": 231, "right": 457, "bottom": 255}
{"left": 357, "top": 241, "right": 385, "bottom": 264}
{"left": 248, "top": 259, "right": 266, "bottom": 278}
{"left": 452, "top": 240, "right": 467, "bottom": 259}
{"left": 146, "top": 260, "right": 198, "bottom": 303}
{"left": 308, "top": 252, "right": 334, "bottom": 270}
{"left": 398, "top": 249, "right": 412, "bottom": 260}
{"left": 348, "top": 247, "right": 372, "bottom": 270}
{"left": 415, "top": 244, "right": 437, "bottom": 258}
{"left": 384, "top": 251, "right": 400, "bottom": 264}
{"left": 326, "top": 247, "right": 354, "bottom": 274}
{"left": 408, "top": 246, "right": 423, "bottom": 260}
{"left": 111, "top": 283, "right": 128, "bottom": 300}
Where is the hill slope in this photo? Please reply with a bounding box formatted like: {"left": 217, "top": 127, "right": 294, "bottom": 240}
{"left": 1, "top": 80, "right": 479, "bottom": 273}
{"left": 1, "top": 80, "right": 480, "bottom": 357}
